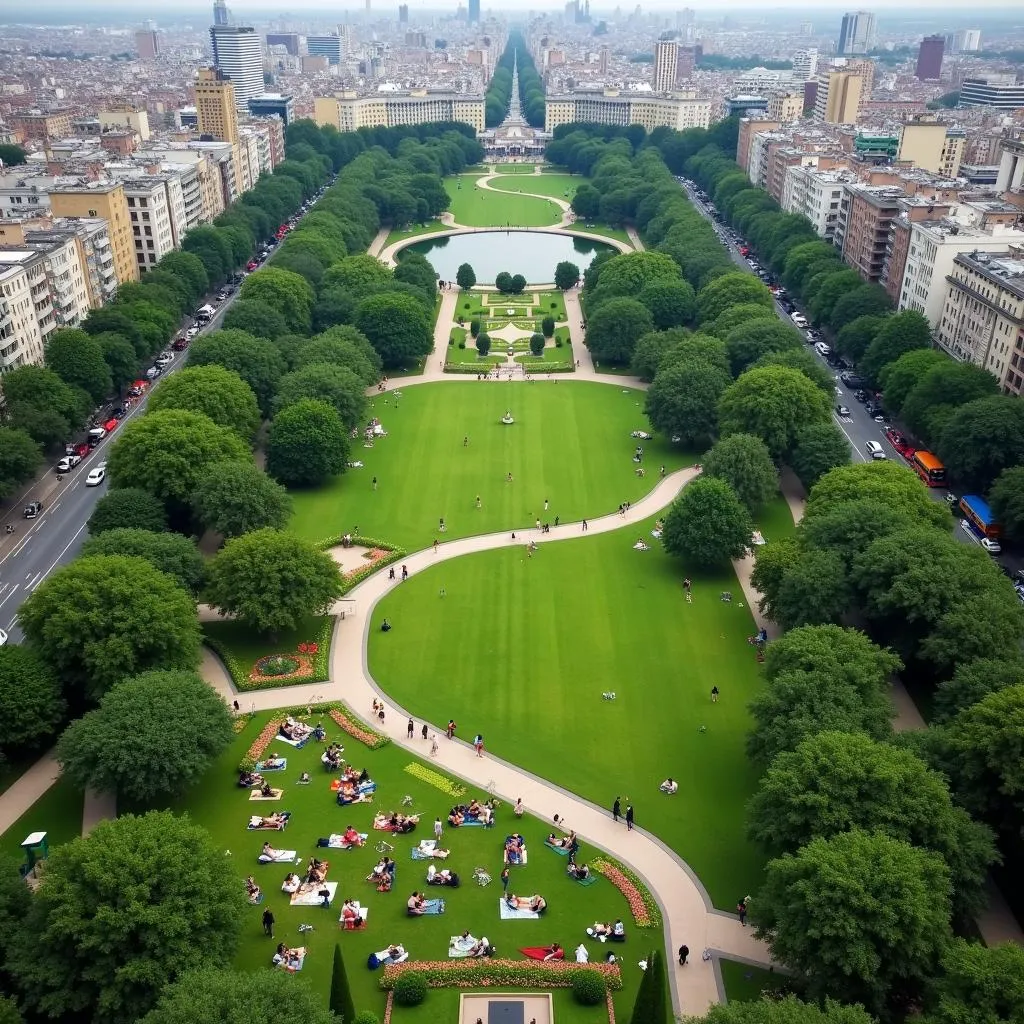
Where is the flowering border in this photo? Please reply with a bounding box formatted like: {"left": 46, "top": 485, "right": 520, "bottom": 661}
{"left": 404, "top": 762, "right": 466, "bottom": 797}
{"left": 591, "top": 857, "right": 660, "bottom": 928}
{"left": 379, "top": 959, "right": 622, "bottom": 991}
{"left": 329, "top": 703, "right": 390, "bottom": 749}
{"left": 312, "top": 535, "right": 406, "bottom": 594}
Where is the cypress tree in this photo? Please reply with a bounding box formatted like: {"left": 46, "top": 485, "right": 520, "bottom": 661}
{"left": 330, "top": 943, "right": 356, "bottom": 1023}
{"left": 629, "top": 949, "right": 669, "bottom": 1024}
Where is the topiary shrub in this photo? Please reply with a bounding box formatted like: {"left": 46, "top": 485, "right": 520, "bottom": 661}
{"left": 556, "top": 338, "right": 563, "bottom": 347}
{"left": 458, "top": 341, "right": 465, "bottom": 349}
{"left": 353, "top": 1013, "right": 379, "bottom": 1024}
{"left": 393, "top": 971, "right": 427, "bottom": 1007}
{"left": 571, "top": 969, "right": 606, "bottom": 1006}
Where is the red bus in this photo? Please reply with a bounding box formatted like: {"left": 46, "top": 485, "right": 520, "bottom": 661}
{"left": 911, "top": 450, "right": 947, "bottom": 487}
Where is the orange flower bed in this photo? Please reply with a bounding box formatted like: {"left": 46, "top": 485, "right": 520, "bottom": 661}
{"left": 245, "top": 719, "right": 284, "bottom": 762}
{"left": 343, "top": 548, "right": 390, "bottom": 580}
{"left": 248, "top": 653, "right": 314, "bottom": 686}
{"left": 329, "top": 707, "right": 390, "bottom": 749}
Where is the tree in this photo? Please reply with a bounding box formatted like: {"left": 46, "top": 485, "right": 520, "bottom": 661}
{"left": 752, "top": 543, "right": 850, "bottom": 631}
{"left": 274, "top": 363, "right": 367, "bottom": 431}
{"left": 836, "top": 314, "right": 886, "bottom": 362}
{"left": 528, "top": 333, "right": 544, "bottom": 357}
{"left": 321, "top": 254, "right": 392, "bottom": 295}
{"left": 752, "top": 348, "right": 836, "bottom": 396}
{"left": 94, "top": 332, "right": 140, "bottom": 393}
{"left": 554, "top": 260, "right": 580, "bottom": 290}
{"left": 476, "top": 332, "right": 492, "bottom": 356}
{"left": 143, "top": 968, "right": 335, "bottom": 1024}
{"left": 266, "top": 399, "right": 349, "bottom": 487}
{"left": 724, "top": 319, "right": 803, "bottom": 376}
{"left": 764, "top": 623, "right": 900, "bottom": 687}
{"left": 294, "top": 326, "right": 382, "bottom": 384}
{"left": 645, "top": 359, "right": 730, "bottom": 447}
{"left": 44, "top": 328, "right": 113, "bottom": 403}
{"left": 661, "top": 477, "right": 753, "bottom": 568}
{"left": 157, "top": 251, "right": 209, "bottom": 304}
{"left": 937, "top": 395, "right": 1024, "bottom": 492}
{"left": 697, "top": 272, "right": 773, "bottom": 324}
{"left": 860, "top": 310, "right": 931, "bottom": 384}
{"left": 788, "top": 422, "right": 851, "bottom": 490}
{"left": 510, "top": 273, "right": 526, "bottom": 294}
{"left": 0, "top": 144, "right": 28, "bottom": 166}
{"left": 206, "top": 528, "right": 344, "bottom": 635}
{"left": 693, "top": 997, "right": 876, "bottom": 1024}
{"left": 183, "top": 226, "right": 234, "bottom": 285}
{"left": 878, "top": 348, "right": 946, "bottom": 415}
{"left": 192, "top": 461, "right": 292, "bottom": 538}
{"left": 718, "top": 366, "right": 832, "bottom": 461}
{"left": 591, "top": 251, "right": 678, "bottom": 304}
{"left": 9, "top": 811, "right": 245, "bottom": 1023}
{"left": 920, "top": 588, "right": 1024, "bottom": 675}
{"left": 661, "top": 332, "right": 730, "bottom": 376}
{"left": 990, "top": 466, "right": 1024, "bottom": 544}
{"left": 187, "top": 329, "right": 286, "bottom": 417}
{"left": 88, "top": 487, "right": 168, "bottom": 536}
{"left": 903, "top": 362, "right": 999, "bottom": 444}
{"left": 704, "top": 303, "right": 776, "bottom": 341}
{"left": 628, "top": 948, "right": 668, "bottom": 1024}
{"left": 107, "top": 410, "right": 249, "bottom": 508}
{"left": 0, "top": 646, "right": 65, "bottom": 761}
{"left": 747, "top": 730, "right": 997, "bottom": 919}
{"left": 1, "top": 364, "right": 87, "bottom": 449}
{"left": 934, "top": 656, "right": 1024, "bottom": 723}
{"left": 455, "top": 263, "right": 476, "bottom": 289}
{"left": 330, "top": 944, "right": 356, "bottom": 1023}
{"left": 541, "top": 315, "right": 555, "bottom": 338}
{"left": 0, "top": 427, "right": 42, "bottom": 499}
{"left": 630, "top": 329, "right": 688, "bottom": 382}
{"left": 753, "top": 830, "right": 951, "bottom": 1017}
{"left": 495, "top": 271, "right": 513, "bottom": 294}
{"left": 355, "top": 292, "right": 431, "bottom": 368}
{"left": 925, "top": 938, "right": 1024, "bottom": 1024}
{"left": 147, "top": 365, "right": 261, "bottom": 440}
{"left": 639, "top": 280, "right": 695, "bottom": 330}
{"left": 57, "top": 671, "right": 233, "bottom": 802}
{"left": 701, "top": 433, "right": 778, "bottom": 512}
{"left": 586, "top": 298, "right": 654, "bottom": 364}
{"left": 221, "top": 299, "right": 289, "bottom": 341}
{"left": 18, "top": 555, "right": 201, "bottom": 703}
{"left": 829, "top": 285, "right": 892, "bottom": 334}
{"left": 80, "top": 528, "right": 206, "bottom": 595}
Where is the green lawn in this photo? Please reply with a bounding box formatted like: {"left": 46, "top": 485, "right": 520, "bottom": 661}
{"left": 169, "top": 714, "right": 657, "bottom": 1020}
{"left": 384, "top": 221, "right": 447, "bottom": 246}
{"left": 287, "top": 383, "right": 696, "bottom": 550}
{"left": 202, "top": 615, "right": 332, "bottom": 689}
{"left": 720, "top": 959, "right": 789, "bottom": 1002}
{"left": 0, "top": 777, "right": 84, "bottom": 858}
{"left": 514, "top": 345, "right": 574, "bottom": 368}
{"left": 368, "top": 515, "right": 768, "bottom": 908}
{"left": 445, "top": 180, "right": 562, "bottom": 228}
{"left": 391, "top": 989, "right": 608, "bottom": 1023}
{"left": 492, "top": 164, "right": 537, "bottom": 174}
{"left": 571, "top": 225, "right": 634, "bottom": 246}
{"left": 535, "top": 292, "right": 567, "bottom": 320}
{"left": 489, "top": 174, "right": 579, "bottom": 201}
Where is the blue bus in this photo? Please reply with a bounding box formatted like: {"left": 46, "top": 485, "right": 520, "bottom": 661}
{"left": 959, "top": 494, "right": 1001, "bottom": 539}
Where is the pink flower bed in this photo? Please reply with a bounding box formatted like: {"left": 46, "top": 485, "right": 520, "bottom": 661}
{"left": 329, "top": 708, "right": 389, "bottom": 749}
{"left": 343, "top": 548, "right": 390, "bottom": 580}
{"left": 592, "top": 860, "right": 656, "bottom": 927}
{"left": 379, "top": 958, "right": 622, "bottom": 990}
{"left": 245, "top": 719, "right": 283, "bottom": 762}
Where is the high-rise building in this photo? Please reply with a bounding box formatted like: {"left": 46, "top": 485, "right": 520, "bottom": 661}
{"left": 959, "top": 76, "right": 1024, "bottom": 110}
{"left": 213, "top": 0, "right": 228, "bottom": 26}
{"left": 210, "top": 25, "right": 264, "bottom": 106}
{"left": 468, "top": 0, "right": 480, "bottom": 22}
{"left": 653, "top": 39, "right": 679, "bottom": 93}
{"left": 266, "top": 33, "right": 300, "bottom": 55}
{"left": 814, "top": 68, "right": 865, "bottom": 123}
{"left": 339, "top": 25, "right": 354, "bottom": 59}
{"left": 135, "top": 30, "right": 160, "bottom": 60}
{"left": 915, "top": 35, "right": 944, "bottom": 81}
{"left": 399, "top": 4, "right": 408, "bottom": 22}
{"left": 676, "top": 46, "right": 695, "bottom": 81}
{"left": 599, "top": 45, "right": 610, "bottom": 76}
{"left": 248, "top": 94, "right": 295, "bottom": 126}
{"left": 945, "top": 29, "right": 981, "bottom": 54}
{"left": 307, "top": 33, "right": 345, "bottom": 66}
{"left": 194, "top": 67, "right": 240, "bottom": 143}
{"left": 837, "top": 11, "right": 876, "bottom": 55}
{"left": 792, "top": 48, "right": 818, "bottom": 80}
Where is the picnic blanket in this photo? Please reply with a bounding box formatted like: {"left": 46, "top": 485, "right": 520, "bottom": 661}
{"left": 277, "top": 733, "right": 311, "bottom": 748}
{"left": 257, "top": 849, "right": 297, "bottom": 863}
{"left": 248, "top": 812, "right": 291, "bottom": 830}
{"left": 504, "top": 845, "right": 528, "bottom": 866}
{"left": 449, "top": 935, "right": 481, "bottom": 958}
{"left": 545, "top": 840, "right": 570, "bottom": 856}
{"left": 249, "top": 788, "right": 284, "bottom": 801}
{"left": 411, "top": 841, "right": 448, "bottom": 860}
{"left": 499, "top": 898, "right": 542, "bottom": 920}
{"left": 336, "top": 792, "right": 373, "bottom": 806}
{"left": 373, "top": 947, "right": 409, "bottom": 967}
{"left": 575, "top": 873, "right": 599, "bottom": 887}
{"left": 290, "top": 881, "right": 338, "bottom": 906}
{"left": 275, "top": 948, "right": 306, "bottom": 972}
{"left": 410, "top": 898, "right": 445, "bottom": 916}
{"left": 338, "top": 903, "right": 370, "bottom": 928}
{"left": 331, "top": 778, "right": 376, "bottom": 793}
{"left": 373, "top": 814, "right": 418, "bottom": 832}
{"left": 520, "top": 947, "right": 564, "bottom": 961}
{"left": 324, "top": 833, "right": 368, "bottom": 849}
{"left": 255, "top": 758, "right": 287, "bottom": 772}
{"left": 458, "top": 816, "right": 492, "bottom": 827}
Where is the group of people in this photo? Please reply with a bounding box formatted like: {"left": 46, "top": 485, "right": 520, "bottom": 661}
{"left": 254, "top": 812, "right": 288, "bottom": 831}
{"left": 452, "top": 931, "right": 494, "bottom": 957}
{"left": 272, "top": 943, "right": 305, "bottom": 970}
{"left": 547, "top": 829, "right": 579, "bottom": 854}
{"left": 660, "top": 778, "right": 679, "bottom": 794}
{"left": 378, "top": 811, "right": 418, "bottom": 833}
{"left": 504, "top": 833, "right": 526, "bottom": 864}
{"left": 367, "top": 856, "right": 397, "bottom": 892}
{"left": 505, "top": 892, "right": 546, "bottom": 914}
{"left": 245, "top": 875, "right": 262, "bottom": 904}
{"left": 340, "top": 899, "right": 365, "bottom": 929}
{"left": 448, "top": 799, "right": 495, "bottom": 827}
{"left": 567, "top": 861, "right": 590, "bottom": 881}
{"left": 279, "top": 717, "right": 318, "bottom": 743}
{"left": 587, "top": 920, "right": 626, "bottom": 942}
{"left": 238, "top": 768, "right": 266, "bottom": 788}
{"left": 321, "top": 744, "right": 345, "bottom": 771}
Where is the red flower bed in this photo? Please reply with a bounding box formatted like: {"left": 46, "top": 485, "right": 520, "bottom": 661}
{"left": 329, "top": 707, "right": 389, "bottom": 749}
{"left": 245, "top": 719, "right": 284, "bottom": 762}
{"left": 379, "top": 958, "right": 622, "bottom": 990}
{"left": 592, "top": 859, "right": 657, "bottom": 927}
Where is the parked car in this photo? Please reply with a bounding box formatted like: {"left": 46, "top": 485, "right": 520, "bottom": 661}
{"left": 22, "top": 500, "right": 42, "bottom": 519}
{"left": 814, "top": 341, "right": 832, "bottom": 357}
{"left": 173, "top": 336, "right": 190, "bottom": 351}
{"left": 246, "top": 260, "right": 259, "bottom": 271}
{"left": 791, "top": 312, "right": 809, "bottom": 328}
{"left": 85, "top": 466, "right": 106, "bottom": 487}
{"left": 865, "top": 441, "right": 886, "bottom": 460}
{"left": 835, "top": 404, "right": 851, "bottom": 416}
{"left": 981, "top": 537, "right": 1002, "bottom": 554}
{"left": 66, "top": 441, "right": 90, "bottom": 458}
{"left": 853, "top": 390, "right": 869, "bottom": 403}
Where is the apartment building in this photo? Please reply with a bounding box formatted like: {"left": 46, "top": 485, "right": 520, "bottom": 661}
{"left": 9, "top": 110, "right": 72, "bottom": 144}
{"left": 960, "top": 77, "right": 1024, "bottom": 111}
{"left": 653, "top": 40, "right": 679, "bottom": 93}
{"left": 99, "top": 106, "right": 152, "bottom": 142}
{"left": 48, "top": 180, "right": 137, "bottom": 286}
{"left": 315, "top": 92, "right": 486, "bottom": 133}
{"left": 187, "top": 142, "right": 237, "bottom": 212}
{"left": 46, "top": 217, "right": 118, "bottom": 308}
{"left": 544, "top": 90, "right": 712, "bottom": 134}
{"left": 0, "top": 263, "right": 45, "bottom": 373}
{"left": 814, "top": 69, "right": 864, "bottom": 124}
{"left": 782, "top": 165, "right": 858, "bottom": 242}
{"left": 997, "top": 136, "right": 1024, "bottom": 195}
{"left": 737, "top": 118, "right": 781, "bottom": 178}
{"left": 16, "top": 235, "right": 91, "bottom": 330}
{"left": 0, "top": 249, "right": 56, "bottom": 347}
{"left": 898, "top": 119, "right": 965, "bottom": 178}
{"left": 0, "top": 174, "right": 54, "bottom": 221}
{"left": 936, "top": 249, "right": 1024, "bottom": 394}
{"left": 835, "top": 184, "right": 907, "bottom": 282}
{"left": 767, "top": 93, "right": 804, "bottom": 122}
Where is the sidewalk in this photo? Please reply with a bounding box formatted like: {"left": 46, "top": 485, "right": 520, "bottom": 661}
{"left": 0, "top": 753, "right": 60, "bottom": 837}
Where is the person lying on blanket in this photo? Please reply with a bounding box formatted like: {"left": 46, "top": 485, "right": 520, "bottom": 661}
{"left": 280, "top": 717, "right": 312, "bottom": 742}
{"left": 282, "top": 873, "right": 301, "bottom": 894}
{"left": 504, "top": 834, "right": 525, "bottom": 862}
{"left": 547, "top": 829, "right": 577, "bottom": 849}
{"left": 542, "top": 943, "right": 564, "bottom": 962}
{"left": 257, "top": 812, "right": 288, "bottom": 829}
{"left": 260, "top": 841, "right": 284, "bottom": 861}
{"left": 384, "top": 811, "right": 418, "bottom": 832}
{"left": 342, "top": 825, "right": 364, "bottom": 847}
{"left": 262, "top": 754, "right": 285, "bottom": 770}
{"left": 306, "top": 857, "right": 328, "bottom": 884}
{"left": 427, "top": 864, "right": 458, "bottom": 886}
{"left": 587, "top": 920, "right": 626, "bottom": 939}
{"left": 406, "top": 891, "right": 427, "bottom": 915}
{"left": 272, "top": 943, "right": 305, "bottom": 968}
{"left": 337, "top": 783, "right": 364, "bottom": 805}
{"left": 505, "top": 893, "right": 546, "bottom": 913}
{"left": 568, "top": 862, "right": 590, "bottom": 880}
{"left": 239, "top": 769, "right": 265, "bottom": 788}
{"left": 340, "top": 899, "right": 363, "bottom": 929}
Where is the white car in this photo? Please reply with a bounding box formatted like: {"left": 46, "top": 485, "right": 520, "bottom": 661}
{"left": 0, "top": 628, "right": 7, "bottom": 647}
{"left": 791, "top": 312, "right": 809, "bottom": 328}
{"left": 85, "top": 466, "right": 106, "bottom": 487}
{"left": 865, "top": 441, "right": 886, "bottom": 460}
{"left": 981, "top": 537, "right": 1002, "bottom": 555}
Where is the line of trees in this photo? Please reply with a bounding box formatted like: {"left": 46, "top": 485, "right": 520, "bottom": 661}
{"left": 511, "top": 32, "right": 546, "bottom": 129}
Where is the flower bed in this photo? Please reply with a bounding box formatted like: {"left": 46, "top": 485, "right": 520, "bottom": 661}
{"left": 313, "top": 535, "right": 406, "bottom": 594}
{"left": 329, "top": 704, "right": 390, "bottom": 749}
{"left": 591, "top": 858, "right": 660, "bottom": 928}
{"left": 404, "top": 762, "right": 465, "bottom": 797}
{"left": 244, "top": 718, "right": 285, "bottom": 765}
{"left": 380, "top": 959, "right": 622, "bottom": 991}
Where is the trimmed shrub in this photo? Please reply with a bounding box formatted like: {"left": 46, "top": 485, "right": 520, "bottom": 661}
{"left": 329, "top": 944, "right": 356, "bottom": 1024}
{"left": 571, "top": 970, "right": 606, "bottom": 1006}
{"left": 393, "top": 971, "right": 428, "bottom": 1007}
{"left": 353, "top": 1014, "right": 379, "bottom": 1024}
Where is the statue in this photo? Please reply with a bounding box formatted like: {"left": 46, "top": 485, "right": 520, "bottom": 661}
{"left": 501, "top": 410, "right": 514, "bottom": 425}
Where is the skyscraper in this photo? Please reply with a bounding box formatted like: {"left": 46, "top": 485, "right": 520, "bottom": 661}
{"left": 307, "top": 33, "right": 345, "bottom": 65}
{"left": 653, "top": 39, "right": 679, "bottom": 93}
{"left": 194, "top": 67, "right": 239, "bottom": 143}
{"left": 837, "top": 11, "right": 876, "bottom": 55}
{"left": 210, "top": 25, "right": 264, "bottom": 106}
{"left": 468, "top": 0, "right": 480, "bottom": 22}
{"left": 792, "top": 48, "right": 819, "bottom": 80}
{"left": 398, "top": 4, "right": 408, "bottom": 21}
{"left": 135, "top": 29, "right": 160, "bottom": 59}
{"left": 213, "top": 0, "right": 229, "bottom": 26}
{"left": 915, "top": 35, "right": 944, "bottom": 81}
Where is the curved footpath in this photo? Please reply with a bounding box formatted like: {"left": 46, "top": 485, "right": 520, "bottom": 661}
{"left": 201, "top": 467, "right": 777, "bottom": 1017}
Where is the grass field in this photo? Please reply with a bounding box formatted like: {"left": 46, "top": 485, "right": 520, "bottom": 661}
{"left": 367, "top": 514, "right": 772, "bottom": 909}
{"left": 445, "top": 180, "right": 563, "bottom": 228}
{"left": 169, "top": 714, "right": 656, "bottom": 1020}
{"left": 492, "top": 164, "right": 537, "bottom": 173}
{"left": 489, "top": 174, "right": 580, "bottom": 201}
{"left": 384, "top": 221, "right": 447, "bottom": 246}
{"left": 719, "top": 959, "right": 789, "bottom": 1002}
{"left": 0, "top": 777, "right": 83, "bottom": 859}
{"left": 287, "top": 383, "right": 696, "bottom": 550}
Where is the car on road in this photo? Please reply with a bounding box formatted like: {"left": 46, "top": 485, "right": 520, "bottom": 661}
{"left": 85, "top": 466, "right": 106, "bottom": 487}
{"left": 835, "top": 404, "right": 851, "bottom": 417}
{"left": 246, "top": 259, "right": 259, "bottom": 271}
{"left": 981, "top": 537, "right": 1002, "bottom": 554}
{"left": 185, "top": 326, "right": 200, "bottom": 339}
{"left": 885, "top": 428, "right": 916, "bottom": 460}
{"left": 791, "top": 312, "right": 809, "bottom": 328}
{"left": 56, "top": 455, "right": 81, "bottom": 473}
{"left": 865, "top": 441, "right": 886, "bottom": 460}
{"left": 22, "top": 500, "right": 42, "bottom": 519}
{"left": 0, "top": 629, "right": 7, "bottom": 647}
{"left": 853, "top": 390, "right": 869, "bottom": 403}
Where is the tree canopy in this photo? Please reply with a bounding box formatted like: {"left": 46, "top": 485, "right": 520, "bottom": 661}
{"left": 192, "top": 461, "right": 292, "bottom": 538}
{"left": 147, "top": 365, "right": 261, "bottom": 441}
{"left": 700, "top": 433, "right": 778, "bottom": 512}
{"left": 266, "top": 399, "right": 349, "bottom": 487}
{"left": 661, "top": 477, "right": 753, "bottom": 567}
{"left": 645, "top": 358, "right": 729, "bottom": 446}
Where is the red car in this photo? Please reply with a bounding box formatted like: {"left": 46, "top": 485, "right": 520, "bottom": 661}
{"left": 247, "top": 260, "right": 259, "bottom": 271}
{"left": 885, "top": 428, "right": 916, "bottom": 460}
{"left": 739, "top": 245, "right": 750, "bottom": 256}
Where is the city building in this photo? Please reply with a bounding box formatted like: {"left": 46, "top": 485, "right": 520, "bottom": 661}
{"left": 653, "top": 40, "right": 679, "bottom": 94}
{"left": 0, "top": 174, "right": 54, "bottom": 221}
{"left": 315, "top": 91, "right": 486, "bottom": 133}
{"left": 959, "top": 77, "right": 1024, "bottom": 111}
{"left": 545, "top": 90, "right": 712, "bottom": 133}
{"left": 945, "top": 29, "right": 981, "bottom": 54}
{"left": 48, "top": 180, "right": 137, "bottom": 286}
{"left": 120, "top": 177, "right": 178, "bottom": 274}
{"left": 399, "top": 4, "right": 408, "bottom": 22}
{"left": 997, "top": 136, "right": 1024, "bottom": 194}
{"left": 936, "top": 248, "right": 1024, "bottom": 394}
{"left": 782, "top": 166, "right": 857, "bottom": 242}
{"left": 837, "top": 11, "right": 876, "bottom": 55}
{"left": 814, "top": 68, "right": 865, "bottom": 124}
{"left": 0, "top": 262, "right": 45, "bottom": 373}
{"left": 835, "top": 183, "right": 907, "bottom": 281}
{"left": 266, "top": 33, "right": 300, "bottom": 55}
{"left": 0, "top": 249, "right": 55, "bottom": 348}
{"left": 898, "top": 118, "right": 964, "bottom": 178}
{"left": 99, "top": 106, "right": 151, "bottom": 142}
{"left": 135, "top": 29, "right": 160, "bottom": 60}
{"left": 726, "top": 96, "right": 769, "bottom": 118}
{"left": 9, "top": 110, "right": 72, "bottom": 144}
{"left": 792, "top": 49, "right": 819, "bottom": 80}
{"left": 210, "top": 25, "right": 265, "bottom": 107}
{"left": 248, "top": 94, "right": 294, "bottom": 126}
{"left": 675, "top": 46, "right": 696, "bottom": 82}
{"left": 915, "top": 35, "right": 944, "bottom": 82}
{"left": 213, "top": 0, "right": 229, "bottom": 26}
{"left": 0, "top": 234, "right": 91, "bottom": 331}
{"left": 194, "top": 67, "right": 239, "bottom": 145}
{"left": 307, "top": 33, "right": 346, "bottom": 66}
{"left": 737, "top": 118, "right": 781, "bottom": 177}
{"left": 767, "top": 93, "right": 804, "bottom": 122}
{"left": 468, "top": 0, "right": 480, "bottom": 22}
{"left": 47, "top": 218, "right": 118, "bottom": 308}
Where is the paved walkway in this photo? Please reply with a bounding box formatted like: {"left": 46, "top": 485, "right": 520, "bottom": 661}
{"left": 81, "top": 789, "right": 116, "bottom": 836}
{"left": 0, "top": 752, "right": 60, "bottom": 836}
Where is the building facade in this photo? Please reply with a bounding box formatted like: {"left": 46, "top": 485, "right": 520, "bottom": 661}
{"left": 814, "top": 69, "right": 864, "bottom": 124}
{"left": 960, "top": 77, "right": 1024, "bottom": 110}
{"left": 315, "top": 92, "right": 486, "bottom": 133}
{"left": 48, "top": 181, "right": 137, "bottom": 286}
{"left": 545, "top": 90, "right": 712, "bottom": 133}
{"left": 915, "top": 35, "right": 944, "bottom": 81}
{"left": 210, "top": 25, "right": 265, "bottom": 107}
{"left": 0, "top": 263, "right": 44, "bottom": 373}
{"left": 248, "top": 94, "right": 294, "bottom": 126}
{"left": 653, "top": 40, "right": 678, "bottom": 93}
{"left": 838, "top": 11, "right": 876, "bottom": 55}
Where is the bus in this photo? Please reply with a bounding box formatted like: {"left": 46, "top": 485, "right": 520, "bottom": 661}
{"left": 911, "top": 450, "right": 947, "bottom": 488}
{"left": 959, "top": 494, "right": 1001, "bottom": 539}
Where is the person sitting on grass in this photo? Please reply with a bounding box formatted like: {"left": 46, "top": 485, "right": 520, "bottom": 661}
{"left": 306, "top": 857, "right": 327, "bottom": 884}
{"left": 407, "top": 891, "right": 426, "bottom": 915}
{"left": 659, "top": 778, "right": 679, "bottom": 794}
{"left": 245, "top": 876, "right": 261, "bottom": 903}
{"left": 469, "top": 936, "right": 492, "bottom": 957}
{"left": 342, "top": 825, "right": 363, "bottom": 847}
{"left": 542, "top": 943, "right": 564, "bottom": 962}
{"left": 448, "top": 807, "right": 465, "bottom": 827}
{"left": 272, "top": 943, "right": 304, "bottom": 967}
{"left": 262, "top": 754, "right": 285, "bottom": 769}
{"left": 259, "top": 841, "right": 279, "bottom": 862}
{"left": 281, "top": 873, "right": 300, "bottom": 894}
{"left": 239, "top": 769, "right": 265, "bottom": 788}
{"left": 260, "top": 780, "right": 274, "bottom": 798}
{"left": 568, "top": 862, "right": 590, "bottom": 880}
{"left": 340, "top": 899, "right": 363, "bottom": 929}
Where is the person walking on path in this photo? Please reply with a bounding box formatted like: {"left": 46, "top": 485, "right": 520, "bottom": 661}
{"left": 501, "top": 867, "right": 510, "bottom": 893}
{"left": 262, "top": 908, "right": 275, "bottom": 937}
{"left": 430, "top": 734, "right": 439, "bottom": 757}
{"left": 711, "top": 686, "right": 719, "bottom": 703}
{"left": 433, "top": 539, "right": 438, "bottom": 554}
{"left": 473, "top": 734, "right": 485, "bottom": 757}
{"left": 625, "top": 805, "right": 634, "bottom": 831}
{"left": 402, "top": 564, "right": 409, "bottom": 581}
{"left": 372, "top": 476, "right": 378, "bottom": 491}
{"left": 421, "top": 723, "right": 428, "bottom": 740}
{"left": 407, "top": 718, "right": 414, "bottom": 739}
{"left": 612, "top": 796, "right": 621, "bottom": 823}
{"left": 737, "top": 899, "right": 747, "bottom": 926}
{"left": 434, "top": 817, "right": 443, "bottom": 842}
{"left": 581, "top": 519, "right": 588, "bottom": 532}
{"left": 678, "top": 945, "right": 689, "bottom": 965}
{"left": 446, "top": 719, "right": 457, "bottom": 740}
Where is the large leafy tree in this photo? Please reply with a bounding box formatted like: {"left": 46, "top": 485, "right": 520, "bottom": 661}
{"left": 87, "top": 487, "right": 168, "bottom": 535}
{"left": 920, "top": 588, "right": 1024, "bottom": 675}
{"left": 703, "top": 303, "right": 775, "bottom": 341}
{"left": 140, "top": 968, "right": 337, "bottom": 1024}
{"left": 456, "top": 263, "right": 476, "bottom": 289}
{"left": 718, "top": 366, "right": 832, "bottom": 461}
{"left": 18, "top": 555, "right": 201, "bottom": 703}
{"left": 788, "top": 422, "right": 851, "bottom": 490}
{"left": 354, "top": 292, "right": 432, "bottom": 368}
{"left": 0, "top": 427, "right": 42, "bottom": 499}
{"left": 147, "top": 365, "right": 261, "bottom": 440}
{"left": 902, "top": 362, "right": 1000, "bottom": 445}
{"left": 752, "top": 544, "right": 851, "bottom": 631}
{"left": 925, "top": 938, "right": 1024, "bottom": 1024}
{"left": 693, "top": 997, "right": 876, "bottom": 1024}
{"left": 107, "top": 410, "right": 249, "bottom": 508}
{"left": 321, "top": 254, "right": 392, "bottom": 294}
{"left": 294, "top": 326, "right": 382, "bottom": 384}
{"left": 192, "top": 461, "right": 292, "bottom": 538}
{"left": 661, "top": 477, "right": 753, "bottom": 568}
{"left": 0, "top": 646, "right": 66, "bottom": 762}
{"left": 585, "top": 297, "right": 653, "bottom": 364}
{"left": 1, "top": 365, "right": 87, "bottom": 448}
{"left": 933, "top": 656, "right": 1024, "bottom": 724}
{"left": 266, "top": 399, "right": 349, "bottom": 487}
{"left": 990, "top": 466, "right": 1024, "bottom": 545}
{"left": 753, "top": 830, "right": 952, "bottom": 1017}
{"left": 937, "top": 395, "right": 1024, "bottom": 492}
{"left": 836, "top": 314, "right": 886, "bottom": 362}
{"left": 554, "top": 260, "right": 580, "bottom": 290}
{"left": 878, "top": 348, "right": 948, "bottom": 416}
{"left": 156, "top": 251, "right": 208, "bottom": 304}
{"left": 697, "top": 272, "right": 773, "bottom": 324}
{"left": 80, "top": 529, "right": 206, "bottom": 596}
{"left": 724, "top": 319, "right": 803, "bottom": 376}
{"left": 57, "top": 671, "right": 233, "bottom": 802}
{"left": 44, "top": 328, "right": 113, "bottom": 402}
{"left": 187, "top": 329, "right": 286, "bottom": 417}
{"left": 589, "top": 251, "right": 678, "bottom": 305}
{"left": 860, "top": 310, "right": 931, "bottom": 384}
{"left": 205, "top": 528, "right": 344, "bottom": 635}
{"left": 639, "top": 279, "right": 696, "bottom": 330}
{"left": 94, "top": 332, "right": 140, "bottom": 393}
{"left": 748, "top": 730, "right": 997, "bottom": 918}
{"left": 630, "top": 328, "right": 690, "bottom": 382}
{"left": 700, "top": 433, "right": 778, "bottom": 512}
{"left": 239, "top": 267, "right": 315, "bottom": 333}
{"left": 221, "top": 299, "right": 289, "bottom": 341}
{"left": 9, "top": 811, "right": 245, "bottom": 1023}
{"left": 273, "top": 363, "right": 367, "bottom": 431}
{"left": 645, "top": 359, "right": 730, "bottom": 447}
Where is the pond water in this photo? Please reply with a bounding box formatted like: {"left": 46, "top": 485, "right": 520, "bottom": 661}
{"left": 403, "top": 231, "right": 616, "bottom": 285}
